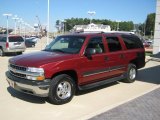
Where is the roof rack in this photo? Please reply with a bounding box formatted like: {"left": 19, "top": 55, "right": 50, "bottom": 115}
{"left": 103, "top": 31, "right": 135, "bottom": 34}
{"left": 72, "top": 30, "right": 135, "bottom": 34}
{"left": 70, "top": 30, "right": 136, "bottom": 37}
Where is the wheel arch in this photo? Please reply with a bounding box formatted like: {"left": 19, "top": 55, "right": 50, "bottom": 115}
{"left": 129, "top": 59, "right": 139, "bottom": 69}
{"left": 51, "top": 70, "right": 78, "bottom": 87}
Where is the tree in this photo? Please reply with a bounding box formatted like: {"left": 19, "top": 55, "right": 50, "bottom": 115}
{"left": 56, "top": 18, "right": 134, "bottom": 32}
{"left": 119, "top": 21, "right": 134, "bottom": 31}
{"left": 145, "top": 13, "right": 155, "bottom": 36}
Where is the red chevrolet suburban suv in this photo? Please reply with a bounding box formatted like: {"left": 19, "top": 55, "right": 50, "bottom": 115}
{"left": 6, "top": 32, "right": 145, "bottom": 104}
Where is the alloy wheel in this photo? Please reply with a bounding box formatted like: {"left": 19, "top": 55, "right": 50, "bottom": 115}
{"left": 56, "top": 81, "right": 72, "bottom": 99}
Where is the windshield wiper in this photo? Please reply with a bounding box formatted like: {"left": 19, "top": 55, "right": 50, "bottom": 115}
{"left": 51, "top": 49, "right": 65, "bottom": 53}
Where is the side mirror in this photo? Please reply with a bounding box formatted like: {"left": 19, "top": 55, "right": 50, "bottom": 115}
{"left": 85, "top": 48, "right": 96, "bottom": 59}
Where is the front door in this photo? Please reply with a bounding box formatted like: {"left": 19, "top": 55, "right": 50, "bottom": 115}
{"left": 79, "top": 36, "right": 110, "bottom": 84}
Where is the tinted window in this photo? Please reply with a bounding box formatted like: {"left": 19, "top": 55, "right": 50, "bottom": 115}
{"left": 106, "top": 37, "right": 122, "bottom": 52}
{"left": 86, "top": 37, "right": 104, "bottom": 54}
{"left": 0, "top": 37, "right": 3, "bottom": 42}
{"left": 9, "top": 36, "right": 24, "bottom": 42}
{"left": 0, "top": 37, "right": 6, "bottom": 42}
{"left": 121, "top": 35, "right": 143, "bottom": 49}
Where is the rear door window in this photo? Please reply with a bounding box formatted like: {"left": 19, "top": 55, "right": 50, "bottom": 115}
{"left": 106, "top": 37, "right": 122, "bottom": 52}
{"left": 9, "top": 36, "right": 24, "bottom": 42}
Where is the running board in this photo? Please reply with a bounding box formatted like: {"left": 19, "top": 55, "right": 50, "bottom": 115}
{"left": 78, "top": 74, "right": 126, "bottom": 90}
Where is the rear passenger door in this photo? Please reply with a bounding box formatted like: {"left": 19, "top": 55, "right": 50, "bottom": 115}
{"left": 105, "top": 36, "right": 127, "bottom": 77}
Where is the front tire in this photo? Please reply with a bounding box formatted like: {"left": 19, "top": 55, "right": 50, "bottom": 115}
{"left": 124, "top": 64, "right": 137, "bottom": 83}
{"left": 48, "top": 74, "right": 75, "bottom": 105}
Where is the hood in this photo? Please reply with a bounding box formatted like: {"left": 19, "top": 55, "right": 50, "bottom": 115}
{"left": 9, "top": 51, "right": 77, "bottom": 67}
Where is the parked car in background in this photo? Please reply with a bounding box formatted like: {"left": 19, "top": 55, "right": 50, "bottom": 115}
{"left": 143, "top": 41, "right": 150, "bottom": 48}
{"left": 143, "top": 40, "right": 153, "bottom": 48}
{"left": 30, "top": 35, "right": 39, "bottom": 43}
{"left": 0, "top": 35, "right": 26, "bottom": 56}
{"left": 25, "top": 38, "right": 36, "bottom": 47}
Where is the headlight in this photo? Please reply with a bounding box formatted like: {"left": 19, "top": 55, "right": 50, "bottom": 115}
{"left": 26, "top": 67, "right": 45, "bottom": 81}
{"left": 27, "top": 67, "right": 44, "bottom": 73}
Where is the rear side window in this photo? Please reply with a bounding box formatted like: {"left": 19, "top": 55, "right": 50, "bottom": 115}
{"left": 121, "top": 35, "right": 143, "bottom": 49}
{"left": 0, "top": 37, "right": 6, "bottom": 42}
{"left": 106, "top": 37, "right": 122, "bottom": 52}
{"left": 9, "top": 36, "right": 24, "bottom": 42}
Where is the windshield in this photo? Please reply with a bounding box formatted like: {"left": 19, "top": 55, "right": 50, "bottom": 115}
{"left": 44, "top": 36, "right": 85, "bottom": 54}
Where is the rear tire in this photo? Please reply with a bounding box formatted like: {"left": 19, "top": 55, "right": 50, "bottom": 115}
{"left": 48, "top": 74, "right": 75, "bottom": 105}
{"left": 0, "top": 48, "right": 4, "bottom": 57}
{"left": 124, "top": 64, "right": 137, "bottom": 83}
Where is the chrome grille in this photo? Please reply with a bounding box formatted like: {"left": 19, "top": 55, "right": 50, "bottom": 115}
{"left": 10, "top": 70, "right": 26, "bottom": 78}
{"left": 9, "top": 64, "right": 27, "bottom": 78}
{"left": 10, "top": 64, "right": 27, "bottom": 71}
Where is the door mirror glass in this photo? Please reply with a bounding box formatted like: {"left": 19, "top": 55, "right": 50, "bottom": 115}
{"left": 85, "top": 48, "right": 96, "bottom": 57}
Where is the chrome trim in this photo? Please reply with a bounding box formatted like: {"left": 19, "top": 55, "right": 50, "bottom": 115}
{"left": 83, "top": 66, "right": 126, "bottom": 77}
{"left": 9, "top": 66, "right": 43, "bottom": 77}
{"left": 6, "top": 77, "right": 49, "bottom": 97}
{"left": 9, "top": 70, "right": 26, "bottom": 79}
{"left": 109, "top": 67, "right": 125, "bottom": 72}
{"left": 83, "top": 69, "right": 110, "bottom": 77}
{"left": 9, "top": 63, "right": 27, "bottom": 69}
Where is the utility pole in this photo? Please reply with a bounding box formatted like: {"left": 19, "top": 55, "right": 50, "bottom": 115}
{"left": 3, "top": 13, "right": 12, "bottom": 42}
{"left": 12, "top": 15, "right": 19, "bottom": 34}
{"left": 87, "top": 11, "right": 96, "bottom": 24}
{"left": 47, "top": 0, "right": 50, "bottom": 45}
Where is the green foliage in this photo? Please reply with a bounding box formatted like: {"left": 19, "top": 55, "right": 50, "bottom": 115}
{"left": 119, "top": 21, "right": 134, "bottom": 31}
{"left": 145, "top": 13, "right": 155, "bottom": 36}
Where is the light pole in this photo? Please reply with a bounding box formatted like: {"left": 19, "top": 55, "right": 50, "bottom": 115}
{"left": 18, "top": 18, "right": 23, "bottom": 36}
{"left": 12, "top": 15, "right": 19, "bottom": 34}
{"left": 21, "top": 22, "right": 26, "bottom": 38}
{"left": 62, "top": 20, "right": 66, "bottom": 34}
{"left": 143, "top": 21, "right": 146, "bottom": 39}
{"left": 151, "top": 30, "right": 153, "bottom": 39}
{"left": 116, "top": 20, "right": 120, "bottom": 31}
{"left": 3, "top": 13, "right": 12, "bottom": 41}
{"left": 87, "top": 11, "right": 96, "bottom": 24}
{"left": 47, "top": 0, "right": 50, "bottom": 45}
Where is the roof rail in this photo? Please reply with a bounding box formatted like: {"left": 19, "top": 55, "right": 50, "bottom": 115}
{"left": 71, "top": 31, "right": 135, "bottom": 35}
{"left": 103, "top": 31, "right": 135, "bottom": 34}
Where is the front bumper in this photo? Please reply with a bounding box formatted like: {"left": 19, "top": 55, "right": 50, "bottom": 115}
{"left": 6, "top": 71, "right": 51, "bottom": 97}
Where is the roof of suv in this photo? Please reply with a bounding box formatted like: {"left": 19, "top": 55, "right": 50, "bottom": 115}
{"left": 63, "top": 32, "right": 137, "bottom": 37}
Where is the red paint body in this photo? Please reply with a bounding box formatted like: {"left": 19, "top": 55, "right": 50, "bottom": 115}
{"left": 9, "top": 33, "right": 145, "bottom": 86}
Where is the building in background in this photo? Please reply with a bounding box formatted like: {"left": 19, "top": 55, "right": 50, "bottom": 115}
{"left": 153, "top": 0, "right": 160, "bottom": 54}
{"left": 72, "top": 23, "right": 111, "bottom": 33}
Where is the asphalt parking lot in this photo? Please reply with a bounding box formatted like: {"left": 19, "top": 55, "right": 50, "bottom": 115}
{"left": 0, "top": 38, "right": 160, "bottom": 120}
